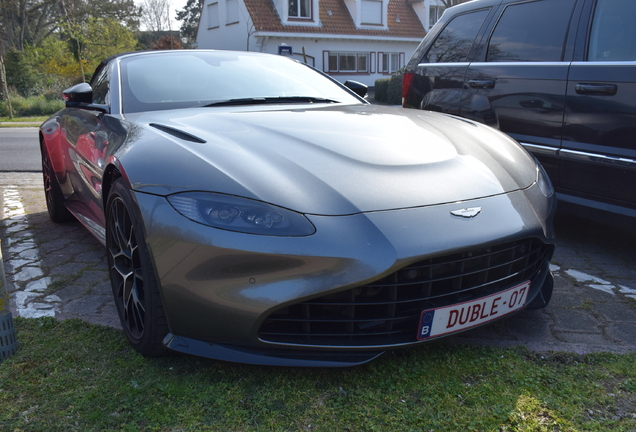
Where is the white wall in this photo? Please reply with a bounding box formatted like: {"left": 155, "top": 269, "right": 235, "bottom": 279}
{"left": 413, "top": 0, "right": 460, "bottom": 31}
{"left": 252, "top": 36, "right": 420, "bottom": 86}
{"left": 196, "top": 0, "right": 423, "bottom": 86}
{"left": 196, "top": 0, "right": 252, "bottom": 51}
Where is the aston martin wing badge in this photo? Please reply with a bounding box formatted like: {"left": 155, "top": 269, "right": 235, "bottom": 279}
{"left": 450, "top": 207, "right": 482, "bottom": 218}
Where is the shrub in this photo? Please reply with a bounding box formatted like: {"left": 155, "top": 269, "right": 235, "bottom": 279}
{"left": 0, "top": 94, "right": 64, "bottom": 117}
{"left": 374, "top": 78, "right": 390, "bottom": 102}
{"left": 387, "top": 72, "right": 403, "bottom": 105}
{"left": 43, "top": 88, "right": 64, "bottom": 101}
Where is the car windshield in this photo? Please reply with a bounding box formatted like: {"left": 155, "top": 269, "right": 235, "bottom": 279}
{"left": 119, "top": 51, "right": 363, "bottom": 113}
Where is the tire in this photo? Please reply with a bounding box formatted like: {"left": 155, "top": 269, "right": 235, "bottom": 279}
{"left": 106, "top": 178, "right": 169, "bottom": 357}
{"left": 41, "top": 146, "right": 74, "bottom": 223}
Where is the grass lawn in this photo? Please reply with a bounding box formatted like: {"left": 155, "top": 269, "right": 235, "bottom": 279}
{"left": 1, "top": 317, "right": 635, "bottom": 431}
{"left": 0, "top": 116, "right": 47, "bottom": 127}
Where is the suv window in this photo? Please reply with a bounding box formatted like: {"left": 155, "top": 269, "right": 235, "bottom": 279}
{"left": 487, "top": 0, "right": 576, "bottom": 62}
{"left": 425, "top": 9, "right": 489, "bottom": 63}
{"left": 588, "top": 0, "right": 636, "bottom": 61}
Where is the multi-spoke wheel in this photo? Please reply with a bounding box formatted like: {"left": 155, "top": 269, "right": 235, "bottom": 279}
{"left": 41, "top": 146, "right": 73, "bottom": 223}
{"left": 106, "top": 178, "right": 168, "bottom": 356}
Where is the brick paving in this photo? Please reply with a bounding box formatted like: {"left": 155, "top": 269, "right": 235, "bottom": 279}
{"left": 1, "top": 173, "right": 118, "bottom": 328}
{"left": 2, "top": 172, "right": 636, "bottom": 354}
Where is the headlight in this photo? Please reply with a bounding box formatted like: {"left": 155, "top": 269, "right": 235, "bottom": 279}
{"left": 167, "top": 192, "right": 315, "bottom": 236}
{"left": 535, "top": 160, "right": 554, "bottom": 198}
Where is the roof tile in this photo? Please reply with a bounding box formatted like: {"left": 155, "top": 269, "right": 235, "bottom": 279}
{"left": 244, "top": 0, "right": 426, "bottom": 38}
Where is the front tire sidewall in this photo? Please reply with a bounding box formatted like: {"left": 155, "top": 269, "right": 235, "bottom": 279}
{"left": 41, "top": 145, "right": 74, "bottom": 223}
{"left": 106, "top": 179, "right": 168, "bottom": 357}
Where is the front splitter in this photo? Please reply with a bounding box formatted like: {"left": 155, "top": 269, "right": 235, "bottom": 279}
{"left": 163, "top": 334, "right": 384, "bottom": 367}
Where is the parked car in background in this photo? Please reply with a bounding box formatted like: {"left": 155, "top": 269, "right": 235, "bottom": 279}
{"left": 403, "top": 0, "right": 636, "bottom": 223}
{"left": 40, "top": 50, "right": 556, "bottom": 367}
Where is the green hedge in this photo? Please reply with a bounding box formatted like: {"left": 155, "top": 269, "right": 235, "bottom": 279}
{"left": 374, "top": 73, "right": 403, "bottom": 105}
{"left": 374, "top": 78, "right": 390, "bottom": 102}
{"left": 0, "top": 95, "right": 64, "bottom": 117}
{"left": 387, "top": 73, "right": 403, "bottom": 105}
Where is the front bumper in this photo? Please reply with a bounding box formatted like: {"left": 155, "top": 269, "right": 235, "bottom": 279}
{"left": 135, "top": 184, "right": 556, "bottom": 366}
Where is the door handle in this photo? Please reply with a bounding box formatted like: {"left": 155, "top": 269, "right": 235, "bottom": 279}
{"left": 575, "top": 83, "right": 617, "bottom": 96}
{"left": 468, "top": 79, "right": 495, "bottom": 89}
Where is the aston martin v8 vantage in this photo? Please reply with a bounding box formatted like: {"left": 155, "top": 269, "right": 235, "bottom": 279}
{"left": 40, "top": 50, "right": 556, "bottom": 366}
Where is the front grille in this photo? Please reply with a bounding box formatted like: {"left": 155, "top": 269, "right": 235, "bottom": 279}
{"left": 259, "top": 238, "right": 554, "bottom": 346}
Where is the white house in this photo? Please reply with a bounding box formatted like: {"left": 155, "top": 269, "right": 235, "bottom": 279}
{"left": 195, "top": 0, "right": 463, "bottom": 86}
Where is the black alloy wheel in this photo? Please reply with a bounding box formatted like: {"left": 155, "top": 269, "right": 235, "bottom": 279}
{"left": 41, "top": 146, "right": 73, "bottom": 223}
{"left": 106, "top": 178, "right": 168, "bottom": 357}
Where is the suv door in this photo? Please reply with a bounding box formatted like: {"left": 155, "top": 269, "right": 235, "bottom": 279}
{"left": 460, "top": 0, "right": 582, "bottom": 184}
{"left": 560, "top": 0, "right": 636, "bottom": 216}
{"left": 402, "top": 5, "right": 494, "bottom": 114}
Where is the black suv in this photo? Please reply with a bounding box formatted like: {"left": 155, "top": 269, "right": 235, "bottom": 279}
{"left": 403, "top": 0, "right": 636, "bottom": 222}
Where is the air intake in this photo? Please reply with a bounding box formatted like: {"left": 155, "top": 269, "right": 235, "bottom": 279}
{"left": 149, "top": 124, "right": 206, "bottom": 143}
{"left": 260, "top": 238, "right": 554, "bottom": 347}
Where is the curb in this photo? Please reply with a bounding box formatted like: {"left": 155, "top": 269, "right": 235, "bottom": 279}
{"left": 0, "top": 123, "right": 40, "bottom": 128}
{"left": 0, "top": 121, "right": 41, "bottom": 125}
{"left": 0, "top": 244, "right": 19, "bottom": 360}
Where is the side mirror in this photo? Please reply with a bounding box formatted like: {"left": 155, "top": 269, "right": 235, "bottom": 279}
{"left": 63, "top": 83, "right": 93, "bottom": 104}
{"left": 344, "top": 80, "right": 368, "bottom": 98}
{"left": 62, "top": 83, "right": 109, "bottom": 113}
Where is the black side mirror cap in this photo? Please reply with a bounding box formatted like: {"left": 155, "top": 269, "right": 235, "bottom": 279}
{"left": 63, "top": 83, "right": 93, "bottom": 103}
{"left": 62, "top": 83, "right": 109, "bottom": 113}
{"left": 344, "top": 80, "right": 368, "bottom": 98}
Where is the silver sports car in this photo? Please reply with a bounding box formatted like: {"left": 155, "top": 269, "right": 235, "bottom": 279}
{"left": 40, "top": 50, "right": 556, "bottom": 366}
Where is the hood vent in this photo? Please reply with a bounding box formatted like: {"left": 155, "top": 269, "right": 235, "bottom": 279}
{"left": 149, "top": 123, "right": 206, "bottom": 143}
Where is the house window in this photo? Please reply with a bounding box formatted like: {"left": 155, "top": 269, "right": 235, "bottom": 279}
{"left": 380, "top": 53, "right": 402, "bottom": 73}
{"left": 328, "top": 52, "right": 369, "bottom": 73}
{"left": 208, "top": 2, "right": 219, "bottom": 28}
{"left": 226, "top": 0, "right": 239, "bottom": 24}
{"left": 289, "top": 0, "right": 311, "bottom": 19}
{"left": 429, "top": 5, "right": 444, "bottom": 29}
{"left": 361, "top": 0, "right": 383, "bottom": 25}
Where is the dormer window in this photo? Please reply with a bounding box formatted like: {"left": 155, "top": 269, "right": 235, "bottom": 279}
{"left": 361, "top": 0, "right": 382, "bottom": 25}
{"left": 289, "top": 0, "right": 311, "bottom": 19}
{"left": 343, "top": 0, "right": 388, "bottom": 30}
{"left": 279, "top": 0, "right": 319, "bottom": 26}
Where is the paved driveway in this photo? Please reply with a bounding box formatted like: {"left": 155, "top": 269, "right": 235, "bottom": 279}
{"left": 2, "top": 172, "right": 636, "bottom": 354}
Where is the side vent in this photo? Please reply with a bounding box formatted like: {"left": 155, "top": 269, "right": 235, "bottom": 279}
{"left": 149, "top": 123, "right": 206, "bottom": 143}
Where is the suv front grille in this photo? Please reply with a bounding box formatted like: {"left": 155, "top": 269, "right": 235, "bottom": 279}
{"left": 259, "top": 238, "right": 554, "bottom": 346}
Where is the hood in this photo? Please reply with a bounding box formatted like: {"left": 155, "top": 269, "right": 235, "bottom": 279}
{"left": 122, "top": 104, "right": 536, "bottom": 216}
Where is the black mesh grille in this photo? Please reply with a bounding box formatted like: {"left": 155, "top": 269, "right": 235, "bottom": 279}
{"left": 259, "top": 238, "right": 554, "bottom": 346}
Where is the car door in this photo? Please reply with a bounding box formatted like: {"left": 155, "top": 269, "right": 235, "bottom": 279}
{"left": 560, "top": 0, "right": 636, "bottom": 216}
{"left": 402, "top": 6, "right": 494, "bottom": 114}
{"left": 60, "top": 63, "right": 111, "bottom": 227}
{"left": 460, "top": 0, "right": 583, "bottom": 185}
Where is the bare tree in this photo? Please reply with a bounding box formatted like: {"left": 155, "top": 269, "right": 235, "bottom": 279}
{"left": 0, "top": 0, "right": 61, "bottom": 51}
{"left": 240, "top": 7, "right": 255, "bottom": 51}
{"left": 0, "top": 0, "right": 140, "bottom": 52}
{"left": 141, "top": 0, "right": 171, "bottom": 31}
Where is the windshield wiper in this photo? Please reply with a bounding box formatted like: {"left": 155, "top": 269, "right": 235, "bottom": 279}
{"left": 203, "top": 96, "right": 340, "bottom": 107}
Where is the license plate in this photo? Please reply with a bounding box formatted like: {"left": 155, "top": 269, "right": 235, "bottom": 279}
{"left": 417, "top": 281, "right": 531, "bottom": 340}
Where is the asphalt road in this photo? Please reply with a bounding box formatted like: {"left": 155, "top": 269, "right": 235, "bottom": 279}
{"left": 0, "top": 128, "right": 41, "bottom": 172}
